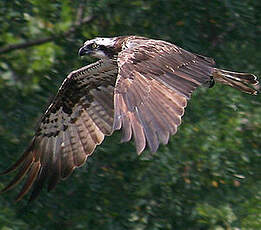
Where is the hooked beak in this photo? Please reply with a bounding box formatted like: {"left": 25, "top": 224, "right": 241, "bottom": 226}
{"left": 78, "top": 46, "right": 90, "bottom": 56}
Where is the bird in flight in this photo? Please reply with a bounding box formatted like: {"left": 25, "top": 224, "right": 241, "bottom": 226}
{"left": 1, "top": 36, "right": 259, "bottom": 201}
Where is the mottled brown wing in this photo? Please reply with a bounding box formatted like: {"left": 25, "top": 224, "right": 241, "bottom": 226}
{"left": 1, "top": 59, "right": 118, "bottom": 201}
{"left": 113, "top": 39, "right": 215, "bottom": 154}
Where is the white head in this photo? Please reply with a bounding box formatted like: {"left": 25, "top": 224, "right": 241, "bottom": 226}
{"left": 78, "top": 37, "right": 118, "bottom": 59}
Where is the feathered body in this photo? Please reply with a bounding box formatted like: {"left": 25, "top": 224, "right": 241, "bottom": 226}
{"left": 1, "top": 36, "right": 259, "bottom": 201}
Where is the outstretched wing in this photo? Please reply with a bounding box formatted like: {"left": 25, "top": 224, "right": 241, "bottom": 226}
{"left": 1, "top": 59, "right": 118, "bottom": 201}
{"left": 113, "top": 38, "right": 215, "bottom": 154}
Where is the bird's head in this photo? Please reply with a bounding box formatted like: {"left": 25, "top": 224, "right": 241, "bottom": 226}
{"left": 78, "top": 37, "right": 118, "bottom": 59}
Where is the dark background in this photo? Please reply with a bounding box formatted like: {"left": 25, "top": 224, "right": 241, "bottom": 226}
{"left": 0, "top": 0, "right": 260, "bottom": 229}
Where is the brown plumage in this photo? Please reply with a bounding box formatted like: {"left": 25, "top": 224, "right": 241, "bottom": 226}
{"left": 1, "top": 36, "right": 259, "bottom": 201}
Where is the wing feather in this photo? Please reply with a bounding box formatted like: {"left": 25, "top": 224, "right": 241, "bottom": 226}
{"left": 61, "top": 129, "right": 76, "bottom": 179}
{"left": 129, "top": 111, "right": 146, "bottom": 154}
{"left": 16, "top": 161, "right": 41, "bottom": 201}
{"left": 1, "top": 59, "right": 118, "bottom": 200}
{"left": 114, "top": 37, "right": 214, "bottom": 153}
{"left": 47, "top": 136, "right": 62, "bottom": 191}
{"left": 135, "top": 106, "right": 160, "bottom": 152}
{"left": 1, "top": 151, "right": 34, "bottom": 193}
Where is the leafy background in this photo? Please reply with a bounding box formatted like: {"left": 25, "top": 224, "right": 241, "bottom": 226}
{"left": 0, "top": 0, "right": 260, "bottom": 229}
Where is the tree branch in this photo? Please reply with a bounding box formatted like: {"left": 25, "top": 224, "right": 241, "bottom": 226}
{"left": 0, "top": 37, "right": 54, "bottom": 54}
{"left": 211, "top": 24, "right": 236, "bottom": 48}
{"left": 0, "top": 15, "right": 95, "bottom": 55}
{"left": 75, "top": 2, "right": 85, "bottom": 26}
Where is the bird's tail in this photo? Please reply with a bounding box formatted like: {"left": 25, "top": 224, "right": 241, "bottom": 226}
{"left": 213, "top": 68, "right": 260, "bottom": 95}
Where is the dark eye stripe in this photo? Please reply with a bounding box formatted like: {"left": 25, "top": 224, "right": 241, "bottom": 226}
{"left": 99, "top": 45, "right": 116, "bottom": 58}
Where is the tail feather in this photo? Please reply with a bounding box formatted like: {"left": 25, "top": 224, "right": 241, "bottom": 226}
{"left": 213, "top": 69, "right": 260, "bottom": 95}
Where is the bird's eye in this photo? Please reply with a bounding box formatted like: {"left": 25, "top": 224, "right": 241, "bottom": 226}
{"left": 91, "top": 43, "right": 98, "bottom": 49}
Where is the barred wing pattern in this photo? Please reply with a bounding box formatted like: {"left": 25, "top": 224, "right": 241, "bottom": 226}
{"left": 1, "top": 59, "right": 118, "bottom": 201}
{"left": 113, "top": 38, "right": 215, "bottom": 154}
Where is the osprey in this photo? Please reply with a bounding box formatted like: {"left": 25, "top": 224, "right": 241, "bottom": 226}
{"left": 1, "top": 36, "right": 259, "bottom": 201}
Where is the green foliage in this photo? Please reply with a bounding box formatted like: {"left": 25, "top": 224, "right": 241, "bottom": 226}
{"left": 0, "top": 0, "right": 260, "bottom": 229}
